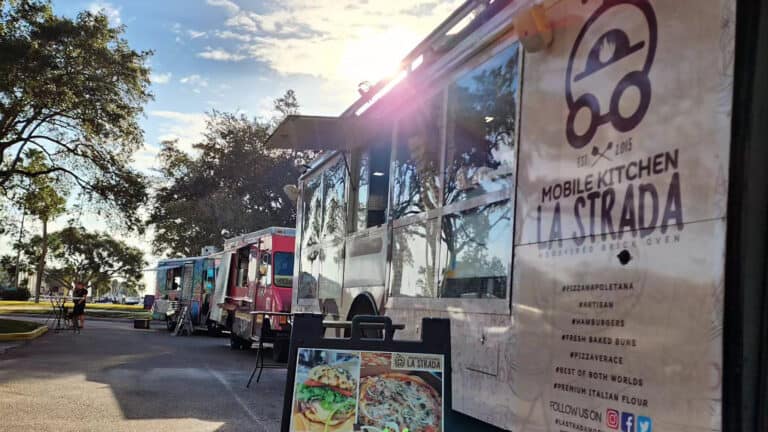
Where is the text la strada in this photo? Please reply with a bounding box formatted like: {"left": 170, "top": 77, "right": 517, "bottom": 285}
{"left": 537, "top": 149, "right": 684, "bottom": 248}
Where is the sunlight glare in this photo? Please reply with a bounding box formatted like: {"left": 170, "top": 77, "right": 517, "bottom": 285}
{"left": 337, "top": 27, "right": 421, "bottom": 87}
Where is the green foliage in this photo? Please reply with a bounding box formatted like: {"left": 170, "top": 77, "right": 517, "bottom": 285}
{"left": 0, "top": 286, "right": 31, "bottom": 300}
{"left": 0, "top": 0, "right": 152, "bottom": 231}
{"left": 149, "top": 100, "right": 306, "bottom": 257}
{"left": 21, "top": 226, "right": 147, "bottom": 290}
{"left": 0, "top": 317, "right": 39, "bottom": 333}
{"left": 18, "top": 149, "right": 66, "bottom": 222}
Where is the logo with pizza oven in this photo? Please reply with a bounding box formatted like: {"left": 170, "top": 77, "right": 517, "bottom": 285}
{"left": 391, "top": 353, "right": 443, "bottom": 372}
{"left": 565, "top": 0, "right": 658, "bottom": 149}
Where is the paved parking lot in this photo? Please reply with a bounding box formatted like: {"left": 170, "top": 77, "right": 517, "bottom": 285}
{"left": 0, "top": 317, "right": 285, "bottom": 432}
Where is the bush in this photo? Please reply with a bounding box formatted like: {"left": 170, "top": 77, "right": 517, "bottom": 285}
{"left": 0, "top": 287, "right": 32, "bottom": 301}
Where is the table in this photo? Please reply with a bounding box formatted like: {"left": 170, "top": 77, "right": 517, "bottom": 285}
{"left": 47, "top": 296, "right": 82, "bottom": 334}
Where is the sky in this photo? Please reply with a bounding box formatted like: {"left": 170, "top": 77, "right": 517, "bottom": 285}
{"left": 2, "top": 0, "right": 464, "bottom": 293}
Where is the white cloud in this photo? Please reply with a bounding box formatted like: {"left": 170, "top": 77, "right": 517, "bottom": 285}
{"left": 88, "top": 2, "right": 121, "bottom": 26}
{"left": 197, "top": 48, "right": 246, "bottom": 62}
{"left": 131, "top": 144, "right": 161, "bottom": 172}
{"left": 206, "top": 0, "right": 240, "bottom": 15}
{"left": 150, "top": 111, "right": 208, "bottom": 153}
{"left": 225, "top": 12, "right": 258, "bottom": 32}
{"left": 213, "top": 30, "right": 252, "bottom": 42}
{"left": 187, "top": 30, "right": 207, "bottom": 39}
{"left": 215, "top": 0, "right": 464, "bottom": 84}
{"left": 152, "top": 72, "right": 172, "bottom": 84}
{"left": 179, "top": 74, "right": 209, "bottom": 87}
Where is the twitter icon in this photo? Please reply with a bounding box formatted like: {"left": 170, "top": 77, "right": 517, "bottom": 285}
{"left": 637, "top": 416, "right": 652, "bottom": 432}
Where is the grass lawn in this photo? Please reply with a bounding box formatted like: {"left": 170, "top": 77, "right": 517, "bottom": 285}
{"left": 0, "top": 301, "right": 150, "bottom": 320}
{"left": 0, "top": 300, "right": 144, "bottom": 311}
{"left": 0, "top": 318, "right": 41, "bottom": 333}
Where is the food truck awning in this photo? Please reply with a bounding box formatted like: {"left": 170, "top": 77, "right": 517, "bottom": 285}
{"left": 265, "top": 115, "right": 361, "bottom": 151}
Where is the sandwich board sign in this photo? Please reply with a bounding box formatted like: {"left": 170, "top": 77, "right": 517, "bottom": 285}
{"left": 282, "top": 314, "right": 451, "bottom": 432}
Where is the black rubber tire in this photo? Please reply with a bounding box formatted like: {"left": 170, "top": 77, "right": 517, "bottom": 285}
{"left": 166, "top": 319, "right": 176, "bottom": 332}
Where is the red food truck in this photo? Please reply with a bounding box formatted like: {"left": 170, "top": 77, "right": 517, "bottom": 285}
{"left": 209, "top": 227, "right": 296, "bottom": 359}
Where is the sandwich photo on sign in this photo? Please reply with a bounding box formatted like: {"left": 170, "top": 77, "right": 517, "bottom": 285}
{"left": 291, "top": 349, "right": 360, "bottom": 432}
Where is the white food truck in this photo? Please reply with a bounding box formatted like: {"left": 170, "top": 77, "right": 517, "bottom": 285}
{"left": 269, "top": 0, "right": 767, "bottom": 430}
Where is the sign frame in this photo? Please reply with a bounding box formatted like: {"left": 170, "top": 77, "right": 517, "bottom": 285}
{"left": 281, "top": 314, "right": 452, "bottom": 432}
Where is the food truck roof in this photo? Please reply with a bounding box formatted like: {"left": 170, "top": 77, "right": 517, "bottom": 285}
{"left": 222, "top": 226, "right": 296, "bottom": 250}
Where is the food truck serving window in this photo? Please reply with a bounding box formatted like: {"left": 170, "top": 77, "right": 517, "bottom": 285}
{"left": 273, "top": 252, "right": 294, "bottom": 288}
{"left": 391, "top": 95, "right": 442, "bottom": 219}
{"left": 388, "top": 42, "right": 520, "bottom": 301}
{"left": 445, "top": 44, "right": 520, "bottom": 205}
{"left": 438, "top": 200, "right": 511, "bottom": 299}
{"left": 355, "top": 129, "right": 391, "bottom": 231}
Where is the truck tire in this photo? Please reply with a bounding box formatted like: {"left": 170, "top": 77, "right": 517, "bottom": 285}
{"left": 166, "top": 319, "right": 176, "bottom": 332}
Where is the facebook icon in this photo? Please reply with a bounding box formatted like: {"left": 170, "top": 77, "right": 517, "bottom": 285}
{"left": 621, "top": 412, "right": 635, "bottom": 432}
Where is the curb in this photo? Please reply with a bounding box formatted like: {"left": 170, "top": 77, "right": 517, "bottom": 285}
{"left": 0, "top": 325, "right": 48, "bottom": 341}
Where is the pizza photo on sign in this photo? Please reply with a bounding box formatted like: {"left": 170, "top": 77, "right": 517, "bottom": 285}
{"left": 291, "top": 349, "right": 361, "bottom": 432}
{"left": 355, "top": 352, "right": 443, "bottom": 432}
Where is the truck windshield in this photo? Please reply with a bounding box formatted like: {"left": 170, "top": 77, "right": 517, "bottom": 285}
{"left": 273, "top": 252, "right": 294, "bottom": 288}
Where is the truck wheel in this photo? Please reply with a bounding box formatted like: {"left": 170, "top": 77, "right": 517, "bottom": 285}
{"left": 272, "top": 340, "right": 289, "bottom": 363}
{"left": 166, "top": 319, "right": 176, "bottom": 332}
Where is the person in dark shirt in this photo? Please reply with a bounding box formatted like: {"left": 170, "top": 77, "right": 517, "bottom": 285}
{"left": 72, "top": 281, "right": 88, "bottom": 330}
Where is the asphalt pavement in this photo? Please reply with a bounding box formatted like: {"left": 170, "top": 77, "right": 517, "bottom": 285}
{"left": 0, "top": 317, "right": 285, "bottom": 432}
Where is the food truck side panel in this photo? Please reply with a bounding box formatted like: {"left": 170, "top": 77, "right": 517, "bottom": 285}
{"left": 289, "top": 0, "right": 734, "bottom": 429}
{"left": 390, "top": 0, "right": 733, "bottom": 429}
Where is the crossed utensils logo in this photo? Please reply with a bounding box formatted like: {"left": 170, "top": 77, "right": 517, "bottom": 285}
{"left": 565, "top": 0, "right": 658, "bottom": 152}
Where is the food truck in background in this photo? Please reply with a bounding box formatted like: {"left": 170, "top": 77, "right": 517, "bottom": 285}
{"left": 152, "top": 255, "right": 219, "bottom": 331}
{"left": 210, "top": 227, "right": 296, "bottom": 358}
{"left": 270, "top": 0, "right": 767, "bottom": 430}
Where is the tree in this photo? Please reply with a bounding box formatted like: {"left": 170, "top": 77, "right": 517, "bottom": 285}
{"left": 0, "top": 0, "right": 152, "bottom": 230}
{"left": 21, "top": 226, "right": 146, "bottom": 293}
{"left": 149, "top": 96, "right": 306, "bottom": 257}
{"left": 17, "top": 150, "right": 66, "bottom": 302}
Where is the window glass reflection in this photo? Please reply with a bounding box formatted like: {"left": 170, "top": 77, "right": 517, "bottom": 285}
{"left": 438, "top": 200, "right": 511, "bottom": 299}
{"left": 301, "top": 176, "right": 322, "bottom": 249}
{"left": 356, "top": 151, "right": 370, "bottom": 232}
{"left": 445, "top": 44, "right": 520, "bottom": 204}
{"left": 323, "top": 158, "right": 346, "bottom": 242}
{"left": 297, "top": 252, "right": 319, "bottom": 300}
{"left": 318, "top": 242, "right": 344, "bottom": 300}
{"left": 391, "top": 96, "right": 442, "bottom": 218}
{"left": 390, "top": 219, "right": 439, "bottom": 297}
{"left": 273, "top": 252, "right": 294, "bottom": 288}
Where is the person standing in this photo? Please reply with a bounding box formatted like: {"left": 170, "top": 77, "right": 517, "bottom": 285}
{"left": 72, "top": 281, "right": 88, "bottom": 330}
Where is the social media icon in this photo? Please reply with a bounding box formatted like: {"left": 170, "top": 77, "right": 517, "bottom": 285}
{"left": 637, "top": 416, "right": 652, "bottom": 432}
{"left": 621, "top": 412, "right": 635, "bottom": 432}
{"left": 606, "top": 409, "right": 620, "bottom": 429}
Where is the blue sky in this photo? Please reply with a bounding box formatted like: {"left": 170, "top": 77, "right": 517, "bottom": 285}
{"left": 12, "top": 0, "right": 463, "bottom": 290}
{"left": 57, "top": 0, "right": 463, "bottom": 169}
